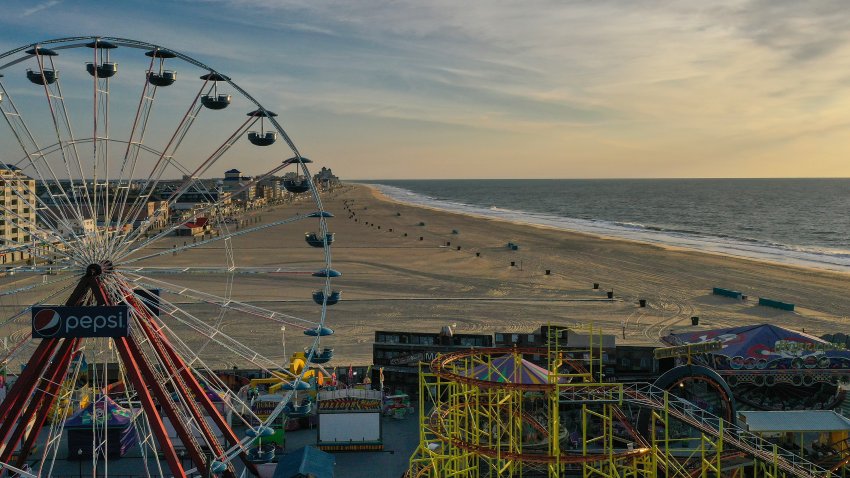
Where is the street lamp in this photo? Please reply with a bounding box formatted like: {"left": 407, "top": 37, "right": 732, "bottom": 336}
{"left": 281, "top": 326, "right": 286, "bottom": 360}
{"left": 77, "top": 448, "right": 83, "bottom": 478}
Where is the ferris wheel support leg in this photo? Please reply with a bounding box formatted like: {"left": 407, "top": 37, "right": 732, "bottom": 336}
{"left": 113, "top": 337, "right": 188, "bottom": 478}
{"left": 0, "top": 339, "right": 56, "bottom": 426}
{"left": 149, "top": 318, "right": 260, "bottom": 477}
{"left": 129, "top": 306, "right": 241, "bottom": 478}
{"left": 2, "top": 338, "right": 77, "bottom": 469}
{"left": 122, "top": 335, "right": 213, "bottom": 477}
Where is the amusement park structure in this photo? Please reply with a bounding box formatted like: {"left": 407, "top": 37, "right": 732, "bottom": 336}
{"left": 408, "top": 326, "right": 848, "bottom": 478}
{"left": 0, "top": 36, "right": 337, "bottom": 477}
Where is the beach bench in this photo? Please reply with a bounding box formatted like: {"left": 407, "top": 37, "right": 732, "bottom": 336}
{"left": 758, "top": 297, "right": 795, "bottom": 311}
{"left": 712, "top": 287, "right": 743, "bottom": 300}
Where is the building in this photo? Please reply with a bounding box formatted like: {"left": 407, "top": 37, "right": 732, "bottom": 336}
{"left": 313, "top": 167, "right": 340, "bottom": 190}
{"left": 372, "top": 326, "right": 493, "bottom": 396}
{"left": 221, "top": 168, "right": 257, "bottom": 205}
{"left": 257, "top": 178, "right": 281, "bottom": 202}
{"left": 0, "top": 166, "right": 36, "bottom": 264}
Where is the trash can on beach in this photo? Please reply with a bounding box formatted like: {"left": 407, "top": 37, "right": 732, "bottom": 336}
{"left": 691, "top": 316, "right": 699, "bottom": 326}
{"left": 607, "top": 291, "right": 614, "bottom": 299}
{"left": 639, "top": 299, "right": 646, "bottom": 307}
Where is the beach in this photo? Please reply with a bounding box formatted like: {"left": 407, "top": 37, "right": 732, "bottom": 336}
{"left": 1, "top": 183, "right": 848, "bottom": 369}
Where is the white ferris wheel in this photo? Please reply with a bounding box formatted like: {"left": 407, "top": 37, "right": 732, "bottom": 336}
{"left": 0, "top": 36, "right": 338, "bottom": 477}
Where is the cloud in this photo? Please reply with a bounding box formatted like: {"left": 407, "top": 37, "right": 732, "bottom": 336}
{"left": 21, "top": 0, "right": 61, "bottom": 17}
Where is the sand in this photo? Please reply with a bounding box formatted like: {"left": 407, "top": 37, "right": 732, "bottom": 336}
{"left": 1, "top": 183, "right": 849, "bottom": 370}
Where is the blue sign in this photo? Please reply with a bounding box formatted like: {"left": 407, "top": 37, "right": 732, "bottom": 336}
{"left": 32, "top": 305, "right": 130, "bottom": 339}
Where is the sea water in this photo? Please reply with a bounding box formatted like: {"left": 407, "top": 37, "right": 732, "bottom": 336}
{"left": 363, "top": 179, "right": 850, "bottom": 273}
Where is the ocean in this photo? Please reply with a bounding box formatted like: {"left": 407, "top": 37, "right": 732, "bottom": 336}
{"left": 362, "top": 179, "right": 850, "bottom": 273}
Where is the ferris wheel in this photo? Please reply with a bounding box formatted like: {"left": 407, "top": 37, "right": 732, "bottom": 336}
{"left": 0, "top": 36, "right": 337, "bottom": 477}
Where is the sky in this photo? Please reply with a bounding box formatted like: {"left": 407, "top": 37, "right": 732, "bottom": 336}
{"left": 1, "top": 0, "right": 849, "bottom": 179}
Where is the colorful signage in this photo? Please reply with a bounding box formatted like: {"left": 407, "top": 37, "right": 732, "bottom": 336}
{"left": 32, "top": 305, "right": 130, "bottom": 338}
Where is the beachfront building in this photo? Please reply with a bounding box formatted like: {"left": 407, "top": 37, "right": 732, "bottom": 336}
{"left": 0, "top": 165, "right": 36, "bottom": 264}
{"left": 372, "top": 326, "right": 493, "bottom": 396}
{"left": 257, "top": 177, "right": 281, "bottom": 202}
{"left": 313, "top": 167, "right": 339, "bottom": 190}
{"left": 222, "top": 168, "right": 258, "bottom": 206}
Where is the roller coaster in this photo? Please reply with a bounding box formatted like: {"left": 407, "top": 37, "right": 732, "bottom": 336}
{"left": 408, "top": 326, "right": 844, "bottom": 478}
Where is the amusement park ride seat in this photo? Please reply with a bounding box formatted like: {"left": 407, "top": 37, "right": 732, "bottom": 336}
{"left": 305, "top": 232, "right": 335, "bottom": 248}
{"left": 307, "top": 347, "right": 334, "bottom": 364}
{"left": 247, "top": 131, "right": 277, "bottom": 146}
{"left": 283, "top": 177, "right": 311, "bottom": 193}
{"left": 201, "top": 93, "right": 232, "bottom": 110}
{"left": 147, "top": 70, "right": 177, "bottom": 87}
{"left": 26, "top": 68, "right": 58, "bottom": 85}
{"left": 86, "top": 62, "right": 117, "bottom": 78}
{"left": 304, "top": 325, "right": 334, "bottom": 336}
{"left": 312, "top": 290, "right": 341, "bottom": 305}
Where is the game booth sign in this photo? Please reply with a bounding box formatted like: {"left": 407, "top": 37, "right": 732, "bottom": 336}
{"left": 316, "top": 389, "right": 383, "bottom": 451}
{"left": 662, "top": 324, "right": 850, "bottom": 386}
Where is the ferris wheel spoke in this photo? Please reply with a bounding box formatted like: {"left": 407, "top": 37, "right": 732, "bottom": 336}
{"left": 111, "top": 117, "right": 262, "bottom": 257}
{"left": 117, "top": 212, "right": 314, "bottom": 265}
{"left": 0, "top": 88, "right": 92, "bottom": 252}
{"left": 121, "top": 266, "right": 308, "bottom": 275}
{"left": 0, "top": 277, "right": 78, "bottom": 330}
{"left": 115, "top": 358, "right": 166, "bottom": 478}
{"left": 100, "top": 52, "right": 158, "bottom": 245}
{"left": 37, "top": 348, "right": 84, "bottom": 478}
{"left": 120, "top": 271, "right": 318, "bottom": 328}
{"left": 115, "top": 157, "right": 299, "bottom": 260}
{"left": 101, "top": 275, "right": 289, "bottom": 374}
{"left": 30, "top": 52, "right": 93, "bottom": 234}
{"left": 110, "top": 81, "right": 213, "bottom": 256}
{"left": 0, "top": 199, "right": 83, "bottom": 262}
{"left": 111, "top": 278, "right": 283, "bottom": 429}
{"left": 0, "top": 270, "right": 79, "bottom": 297}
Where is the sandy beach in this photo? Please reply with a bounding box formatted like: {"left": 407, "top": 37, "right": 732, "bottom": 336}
{"left": 1, "top": 183, "right": 849, "bottom": 369}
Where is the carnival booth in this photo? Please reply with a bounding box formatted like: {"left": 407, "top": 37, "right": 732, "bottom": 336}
{"left": 65, "top": 396, "right": 136, "bottom": 459}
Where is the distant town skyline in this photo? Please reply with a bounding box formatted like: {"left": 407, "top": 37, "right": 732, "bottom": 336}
{"left": 1, "top": 1, "right": 849, "bottom": 179}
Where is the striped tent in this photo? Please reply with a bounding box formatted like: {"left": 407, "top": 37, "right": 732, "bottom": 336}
{"left": 463, "top": 355, "right": 554, "bottom": 385}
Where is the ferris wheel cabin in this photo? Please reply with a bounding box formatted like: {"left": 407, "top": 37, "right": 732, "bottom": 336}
{"left": 85, "top": 40, "right": 118, "bottom": 78}
{"left": 312, "top": 290, "right": 341, "bottom": 305}
{"left": 200, "top": 72, "right": 232, "bottom": 109}
{"left": 305, "top": 232, "right": 335, "bottom": 247}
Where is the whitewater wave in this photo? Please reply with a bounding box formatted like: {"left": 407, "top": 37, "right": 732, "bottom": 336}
{"left": 369, "top": 183, "right": 850, "bottom": 274}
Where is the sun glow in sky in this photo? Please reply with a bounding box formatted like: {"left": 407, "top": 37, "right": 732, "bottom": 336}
{"left": 1, "top": 0, "right": 849, "bottom": 179}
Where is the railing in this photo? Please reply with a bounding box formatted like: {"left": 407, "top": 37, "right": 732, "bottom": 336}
{"left": 622, "top": 382, "right": 830, "bottom": 478}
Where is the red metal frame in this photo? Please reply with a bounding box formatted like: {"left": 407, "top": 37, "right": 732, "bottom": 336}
{"left": 0, "top": 339, "right": 61, "bottom": 457}
{"left": 125, "top": 290, "right": 256, "bottom": 476}
{"left": 1, "top": 338, "right": 78, "bottom": 467}
{"left": 114, "top": 336, "right": 187, "bottom": 478}
{"left": 0, "top": 339, "right": 56, "bottom": 426}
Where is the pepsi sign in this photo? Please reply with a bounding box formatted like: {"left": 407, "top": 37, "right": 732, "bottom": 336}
{"left": 32, "top": 306, "right": 130, "bottom": 339}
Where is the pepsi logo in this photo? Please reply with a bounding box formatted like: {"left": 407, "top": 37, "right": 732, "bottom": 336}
{"left": 33, "top": 309, "right": 61, "bottom": 337}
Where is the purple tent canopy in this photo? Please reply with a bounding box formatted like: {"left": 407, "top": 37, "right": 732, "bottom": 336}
{"left": 64, "top": 395, "right": 136, "bottom": 456}
{"left": 663, "top": 324, "right": 850, "bottom": 371}
{"left": 462, "top": 355, "right": 557, "bottom": 385}
{"left": 64, "top": 396, "right": 131, "bottom": 428}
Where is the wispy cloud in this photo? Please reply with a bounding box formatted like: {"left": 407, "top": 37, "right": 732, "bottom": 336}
{"left": 21, "top": 0, "right": 61, "bottom": 17}
{"left": 2, "top": 0, "right": 850, "bottom": 178}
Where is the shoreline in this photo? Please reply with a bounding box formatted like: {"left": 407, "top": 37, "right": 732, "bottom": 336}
{"left": 363, "top": 182, "right": 850, "bottom": 276}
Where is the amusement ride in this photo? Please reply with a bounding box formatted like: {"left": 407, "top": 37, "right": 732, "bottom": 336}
{"left": 0, "top": 36, "right": 337, "bottom": 477}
